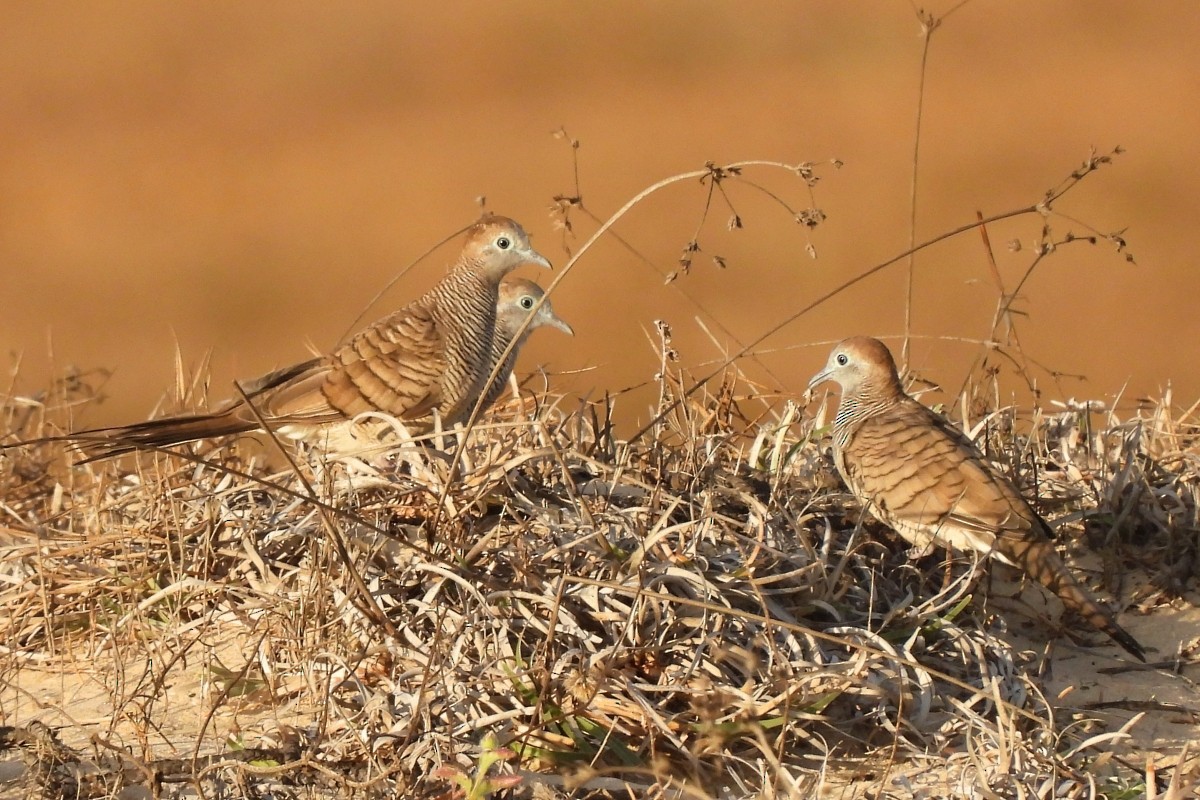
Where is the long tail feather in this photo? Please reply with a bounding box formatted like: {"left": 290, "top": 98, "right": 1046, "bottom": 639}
{"left": 74, "top": 410, "right": 258, "bottom": 462}
{"left": 1014, "top": 535, "right": 1147, "bottom": 662}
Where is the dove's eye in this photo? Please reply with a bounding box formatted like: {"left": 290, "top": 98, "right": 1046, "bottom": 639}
{"left": 496, "top": 236, "right": 512, "bottom": 250}
{"left": 836, "top": 354, "right": 849, "bottom": 366}
{"left": 519, "top": 296, "right": 535, "bottom": 310}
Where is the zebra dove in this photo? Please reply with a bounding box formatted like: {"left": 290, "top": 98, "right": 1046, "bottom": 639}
{"left": 808, "top": 336, "right": 1146, "bottom": 661}
{"left": 73, "top": 214, "right": 551, "bottom": 460}
{"left": 482, "top": 277, "right": 574, "bottom": 410}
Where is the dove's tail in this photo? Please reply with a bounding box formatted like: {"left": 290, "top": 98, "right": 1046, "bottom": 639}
{"left": 72, "top": 410, "right": 259, "bottom": 462}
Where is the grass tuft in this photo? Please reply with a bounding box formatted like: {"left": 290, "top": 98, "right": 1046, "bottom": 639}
{"left": 1, "top": 350, "right": 1197, "bottom": 799}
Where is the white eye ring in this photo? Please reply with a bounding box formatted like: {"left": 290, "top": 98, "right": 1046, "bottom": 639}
{"left": 519, "top": 296, "right": 535, "bottom": 310}
{"left": 496, "top": 236, "right": 512, "bottom": 250}
{"left": 836, "top": 353, "right": 849, "bottom": 366}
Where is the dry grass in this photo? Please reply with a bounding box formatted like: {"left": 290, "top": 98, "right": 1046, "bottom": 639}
{"left": 2, "top": 345, "right": 1198, "bottom": 799}
{"left": 1, "top": 143, "right": 1197, "bottom": 799}
{"left": 3, "top": 5, "right": 1199, "bottom": 798}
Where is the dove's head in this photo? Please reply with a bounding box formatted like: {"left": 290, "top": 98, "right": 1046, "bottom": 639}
{"left": 462, "top": 214, "right": 552, "bottom": 279}
{"left": 807, "top": 337, "right": 904, "bottom": 400}
{"left": 495, "top": 277, "right": 574, "bottom": 342}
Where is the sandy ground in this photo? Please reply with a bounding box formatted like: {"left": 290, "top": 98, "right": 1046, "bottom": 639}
{"left": 3, "top": 589, "right": 1196, "bottom": 798}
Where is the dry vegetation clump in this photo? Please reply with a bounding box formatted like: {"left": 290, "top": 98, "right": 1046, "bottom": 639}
{"left": 1, "top": 355, "right": 1199, "bottom": 800}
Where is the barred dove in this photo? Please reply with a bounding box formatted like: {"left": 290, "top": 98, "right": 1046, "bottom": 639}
{"left": 808, "top": 336, "right": 1146, "bottom": 661}
{"left": 482, "top": 277, "right": 573, "bottom": 410}
{"left": 74, "top": 214, "right": 551, "bottom": 459}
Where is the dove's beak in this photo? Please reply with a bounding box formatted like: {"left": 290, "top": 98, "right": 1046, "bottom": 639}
{"left": 548, "top": 313, "right": 574, "bottom": 337}
{"left": 524, "top": 248, "right": 552, "bottom": 270}
{"left": 806, "top": 366, "right": 833, "bottom": 394}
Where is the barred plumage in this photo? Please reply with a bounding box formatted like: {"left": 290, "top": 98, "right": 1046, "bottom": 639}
{"left": 482, "top": 277, "right": 573, "bottom": 410}
{"left": 809, "top": 336, "right": 1146, "bottom": 661}
{"left": 71, "top": 214, "right": 552, "bottom": 459}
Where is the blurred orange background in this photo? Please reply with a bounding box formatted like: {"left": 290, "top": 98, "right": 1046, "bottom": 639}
{"left": 2, "top": 2, "right": 1197, "bottom": 433}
